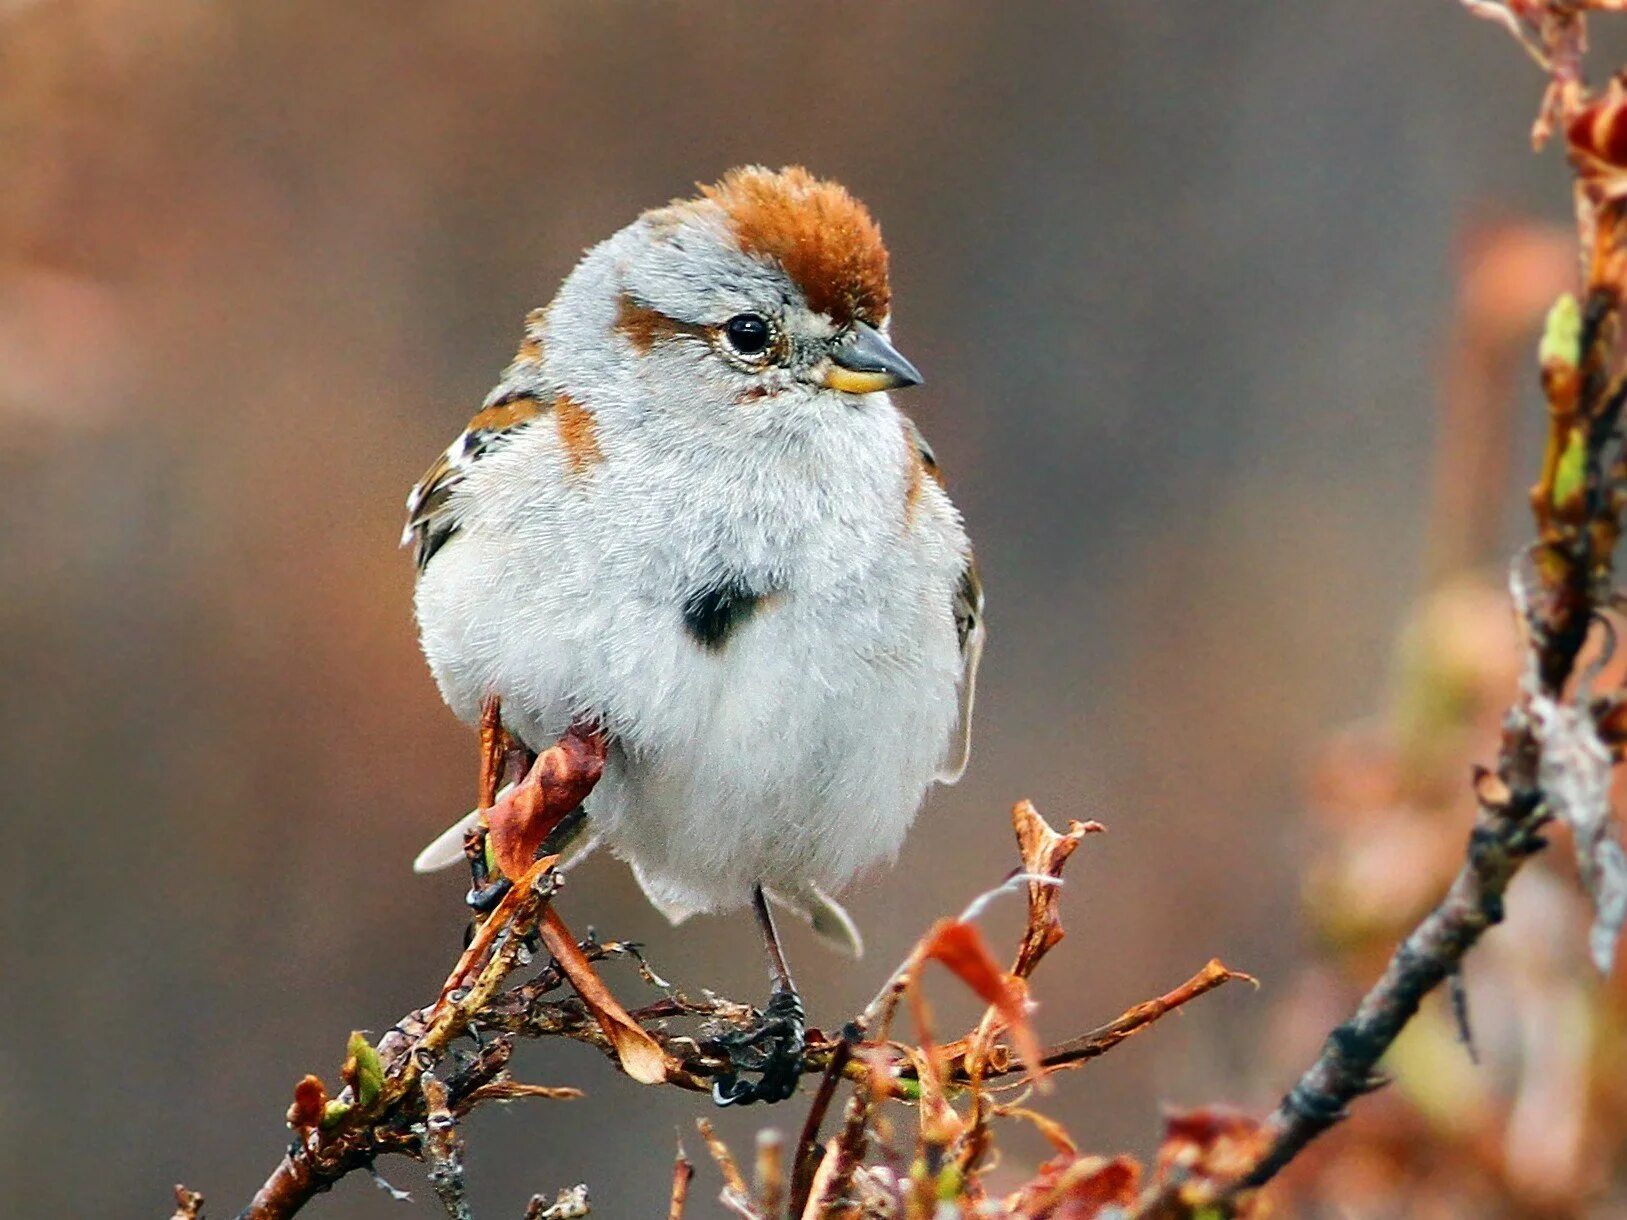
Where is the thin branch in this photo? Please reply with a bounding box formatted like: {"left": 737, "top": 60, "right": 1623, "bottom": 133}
{"left": 1215, "top": 7, "right": 1627, "bottom": 1200}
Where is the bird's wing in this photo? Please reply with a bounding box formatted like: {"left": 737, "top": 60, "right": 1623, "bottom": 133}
{"left": 937, "top": 556, "right": 984, "bottom": 784}
{"left": 403, "top": 312, "right": 552, "bottom": 572}
{"left": 905, "top": 416, "right": 984, "bottom": 785}
{"left": 402, "top": 395, "right": 549, "bottom": 571}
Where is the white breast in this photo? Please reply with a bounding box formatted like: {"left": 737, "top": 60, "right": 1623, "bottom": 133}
{"left": 413, "top": 393, "right": 969, "bottom": 921}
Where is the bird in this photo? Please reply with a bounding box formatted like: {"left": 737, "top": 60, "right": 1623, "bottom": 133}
{"left": 404, "top": 166, "right": 983, "bottom": 1104}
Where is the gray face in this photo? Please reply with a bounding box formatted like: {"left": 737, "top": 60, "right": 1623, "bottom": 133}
{"left": 542, "top": 202, "right": 916, "bottom": 442}
{"left": 623, "top": 209, "right": 843, "bottom": 404}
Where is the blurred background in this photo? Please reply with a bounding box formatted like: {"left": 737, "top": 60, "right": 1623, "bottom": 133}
{"left": 4, "top": 2, "right": 1620, "bottom": 1216}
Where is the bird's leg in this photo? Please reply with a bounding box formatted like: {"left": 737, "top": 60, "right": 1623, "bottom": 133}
{"left": 464, "top": 698, "right": 532, "bottom": 914}
{"left": 712, "top": 885, "right": 808, "bottom": 1107}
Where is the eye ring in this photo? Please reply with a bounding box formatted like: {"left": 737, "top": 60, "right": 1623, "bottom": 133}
{"left": 720, "top": 312, "right": 776, "bottom": 361}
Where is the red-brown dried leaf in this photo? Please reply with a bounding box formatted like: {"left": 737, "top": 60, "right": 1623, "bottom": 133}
{"left": 537, "top": 907, "right": 668, "bottom": 1084}
{"left": 1006, "top": 1154, "right": 1140, "bottom": 1218}
{"left": 996, "top": 1104, "right": 1079, "bottom": 1157}
{"left": 487, "top": 728, "right": 605, "bottom": 881}
{"left": 922, "top": 918, "right": 1043, "bottom": 1083}
{"left": 1011, "top": 801, "right": 1102, "bottom": 979}
{"left": 1153, "top": 1105, "right": 1270, "bottom": 1195}
{"left": 285, "top": 1074, "right": 327, "bottom": 1132}
{"left": 1570, "top": 83, "right": 1627, "bottom": 200}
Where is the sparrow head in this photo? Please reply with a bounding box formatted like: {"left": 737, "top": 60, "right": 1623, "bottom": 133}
{"left": 545, "top": 167, "right": 921, "bottom": 431}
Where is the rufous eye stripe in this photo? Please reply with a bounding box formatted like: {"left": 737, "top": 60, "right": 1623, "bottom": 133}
{"left": 614, "top": 293, "right": 704, "bottom": 354}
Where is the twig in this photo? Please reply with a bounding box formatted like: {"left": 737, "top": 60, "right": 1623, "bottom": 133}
{"left": 1217, "top": 9, "right": 1627, "bottom": 1200}
{"left": 1228, "top": 790, "right": 1546, "bottom": 1193}
{"left": 668, "top": 1144, "right": 695, "bottom": 1220}
{"left": 234, "top": 861, "right": 568, "bottom": 1219}
{"left": 422, "top": 1072, "right": 471, "bottom": 1220}
{"left": 788, "top": 1032, "right": 853, "bottom": 1213}
{"left": 753, "top": 1129, "right": 785, "bottom": 1219}
{"left": 927, "top": 958, "right": 1248, "bottom": 1086}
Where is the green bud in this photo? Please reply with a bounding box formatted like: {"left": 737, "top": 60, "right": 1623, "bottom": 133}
{"left": 936, "top": 1162, "right": 965, "bottom": 1201}
{"left": 320, "top": 1100, "right": 351, "bottom": 1129}
{"left": 1554, "top": 426, "right": 1587, "bottom": 506}
{"left": 1541, "top": 293, "right": 1582, "bottom": 369}
{"left": 347, "top": 1031, "right": 384, "bottom": 1108}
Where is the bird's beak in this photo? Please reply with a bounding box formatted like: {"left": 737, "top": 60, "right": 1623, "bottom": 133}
{"left": 823, "top": 322, "right": 924, "bottom": 394}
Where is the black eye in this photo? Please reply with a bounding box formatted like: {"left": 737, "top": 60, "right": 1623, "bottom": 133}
{"left": 723, "top": 313, "right": 772, "bottom": 357}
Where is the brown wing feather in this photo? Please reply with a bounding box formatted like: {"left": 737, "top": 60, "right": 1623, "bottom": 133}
{"left": 403, "top": 395, "right": 547, "bottom": 571}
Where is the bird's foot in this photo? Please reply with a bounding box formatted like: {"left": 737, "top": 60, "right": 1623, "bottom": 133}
{"left": 466, "top": 873, "right": 512, "bottom": 914}
{"left": 711, "top": 984, "right": 807, "bottom": 1107}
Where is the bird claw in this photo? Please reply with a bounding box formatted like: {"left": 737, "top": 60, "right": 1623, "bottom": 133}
{"left": 711, "top": 985, "right": 806, "bottom": 1106}
{"left": 465, "top": 876, "right": 512, "bottom": 914}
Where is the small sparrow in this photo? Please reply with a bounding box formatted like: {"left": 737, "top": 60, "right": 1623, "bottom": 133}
{"left": 405, "top": 167, "right": 982, "bottom": 1103}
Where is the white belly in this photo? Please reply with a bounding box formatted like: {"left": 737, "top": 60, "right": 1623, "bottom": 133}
{"left": 413, "top": 403, "right": 968, "bottom": 920}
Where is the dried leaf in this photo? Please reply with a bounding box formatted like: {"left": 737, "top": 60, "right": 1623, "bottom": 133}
{"left": 921, "top": 918, "right": 1043, "bottom": 1083}
{"left": 1006, "top": 1154, "right": 1140, "bottom": 1218}
{"left": 906, "top": 1045, "right": 966, "bottom": 1149}
{"left": 1153, "top": 1105, "right": 1270, "bottom": 1195}
{"left": 537, "top": 907, "right": 668, "bottom": 1083}
{"left": 458, "top": 1079, "right": 584, "bottom": 1108}
{"left": 487, "top": 733, "right": 604, "bottom": 881}
{"left": 1571, "top": 88, "right": 1627, "bottom": 201}
{"left": 285, "top": 1074, "right": 327, "bottom": 1132}
{"left": 996, "top": 1103, "right": 1079, "bottom": 1156}
{"left": 1010, "top": 802, "right": 1103, "bottom": 979}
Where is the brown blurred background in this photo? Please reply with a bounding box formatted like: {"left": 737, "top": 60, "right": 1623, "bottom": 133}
{"left": 0, "top": 3, "right": 1598, "bottom": 1216}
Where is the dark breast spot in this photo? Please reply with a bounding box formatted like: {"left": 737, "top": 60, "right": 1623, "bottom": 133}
{"left": 682, "top": 577, "right": 768, "bottom": 650}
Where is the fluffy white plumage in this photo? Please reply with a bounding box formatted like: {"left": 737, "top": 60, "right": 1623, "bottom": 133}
{"left": 407, "top": 169, "right": 980, "bottom": 952}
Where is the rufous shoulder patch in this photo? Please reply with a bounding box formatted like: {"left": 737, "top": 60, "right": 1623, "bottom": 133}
{"left": 700, "top": 166, "right": 890, "bottom": 328}
{"left": 467, "top": 396, "right": 546, "bottom": 434}
{"left": 554, "top": 393, "right": 603, "bottom": 475}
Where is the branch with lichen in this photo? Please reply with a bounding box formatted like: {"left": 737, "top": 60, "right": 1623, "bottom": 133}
{"left": 1203, "top": 3, "right": 1627, "bottom": 1207}
{"left": 179, "top": 795, "right": 1246, "bottom": 1220}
